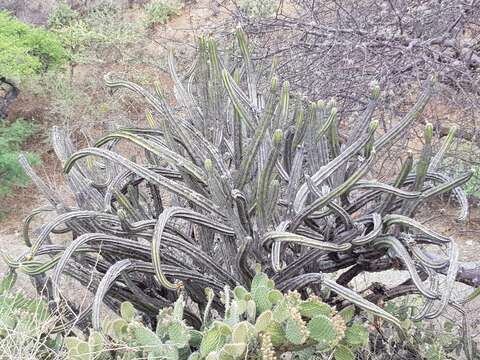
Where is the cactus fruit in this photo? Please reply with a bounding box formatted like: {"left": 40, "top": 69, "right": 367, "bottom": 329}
{"left": 260, "top": 332, "right": 277, "bottom": 360}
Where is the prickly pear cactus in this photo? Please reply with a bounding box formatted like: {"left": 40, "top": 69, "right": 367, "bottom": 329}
{"left": 66, "top": 270, "right": 369, "bottom": 359}
{"left": 0, "top": 272, "right": 63, "bottom": 359}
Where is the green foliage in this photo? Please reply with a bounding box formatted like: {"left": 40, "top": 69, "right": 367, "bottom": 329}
{"left": 48, "top": 3, "right": 143, "bottom": 64}
{"left": 65, "top": 271, "right": 370, "bottom": 359}
{"left": 0, "top": 11, "right": 67, "bottom": 80}
{"left": 463, "top": 165, "right": 480, "bottom": 197}
{"left": 377, "top": 298, "right": 477, "bottom": 359}
{"left": 48, "top": 1, "right": 79, "bottom": 29}
{"left": 0, "top": 273, "right": 62, "bottom": 359}
{"left": 238, "top": 0, "right": 278, "bottom": 18}
{"left": 0, "top": 119, "right": 40, "bottom": 196}
{"left": 144, "top": 0, "right": 183, "bottom": 27}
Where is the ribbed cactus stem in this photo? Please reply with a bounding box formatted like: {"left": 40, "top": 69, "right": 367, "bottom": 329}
{"left": 370, "top": 81, "right": 381, "bottom": 99}
{"left": 414, "top": 122, "right": 433, "bottom": 191}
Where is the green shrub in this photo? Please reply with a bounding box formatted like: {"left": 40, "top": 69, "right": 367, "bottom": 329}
{"left": 0, "top": 11, "right": 67, "bottom": 81}
{"left": 145, "top": 0, "right": 182, "bottom": 27}
{"left": 47, "top": 1, "right": 79, "bottom": 29}
{"left": 238, "top": 0, "right": 278, "bottom": 18}
{"left": 0, "top": 119, "right": 40, "bottom": 197}
{"left": 0, "top": 273, "right": 62, "bottom": 359}
{"left": 464, "top": 165, "right": 480, "bottom": 197}
{"left": 48, "top": 2, "right": 143, "bottom": 65}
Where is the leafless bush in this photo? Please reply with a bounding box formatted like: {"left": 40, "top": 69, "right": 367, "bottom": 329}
{"left": 231, "top": 0, "right": 480, "bottom": 174}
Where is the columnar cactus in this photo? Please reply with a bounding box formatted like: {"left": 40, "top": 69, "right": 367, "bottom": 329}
{"left": 5, "top": 27, "right": 474, "bottom": 357}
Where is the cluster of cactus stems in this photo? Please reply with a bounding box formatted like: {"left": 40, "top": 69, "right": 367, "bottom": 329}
{"left": 65, "top": 270, "right": 369, "bottom": 359}
{"left": 3, "top": 27, "right": 474, "bottom": 346}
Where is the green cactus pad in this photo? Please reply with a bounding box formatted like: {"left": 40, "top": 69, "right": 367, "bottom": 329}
{"left": 334, "top": 344, "right": 354, "bottom": 360}
{"left": 344, "top": 324, "right": 369, "bottom": 347}
{"left": 307, "top": 315, "right": 336, "bottom": 343}
{"left": 111, "top": 318, "right": 128, "bottom": 339}
{"left": 189, "top": 329, "right": 203, "bottom": 347}
{"left": 222, "top": 343, "right": 246, "bottom": 357}
{"left": 298, "top": 300, "right": 331, "bottom": 318}
{"left": 168, "top": 320, "right": 190, "bottom": 347}
{"left": 251, "top": 272, "right": 269, "bottom": 291}
{"left": 233, "top": 286, "right": 249, "bottom": 301}
{"left": 255, "top": 310, "right": 273, "bottom": 332}
{"left": 232, "top": 322, "right": 249, "bottom": 343}
{"left": 75, "top": 341, "right": 90, "bottom": 360}
{"left": 132, "top": 325, "right": 163, "bottom": 350}
{"left": 88, "top": 331, "right": 104, "bottom": 354}
{"left": 267, "top": 289, "right": 283, "bottom": 304}
{"left": 272, "top": 300, "right": 289, "bottom": 323}
{"left": 120, "top": 302, "right": 136, "bottom": 322}
{"left": 235, "top": 299, "right": 247, "bottom": 315}
{"left": 253, "top": 285, "right": 273, "bottom": 313}
{"left": 264, "top": 321, "right": 286, "bottom": 347}
{"left": 173, "top": 295, "right": 185, "bottom": 320}
{"left": 200, "top": 325, "right": 226, "bottom": 357}
{"left": 285, "top": 317, "right": 307, "bottom": 345}
{"left": 64, "top": 337, "right": 82, "bottom": 352}
{"left": 246, "top": 300, "right": 256, "bottom": 322}
{"left": 337, "top": 305, "right": 355, "bottom": 323}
